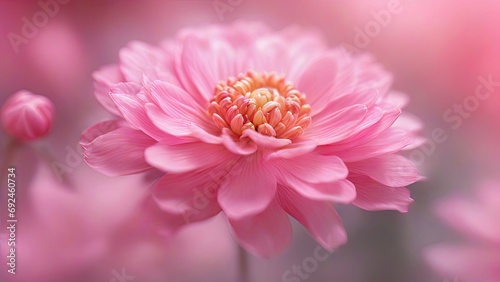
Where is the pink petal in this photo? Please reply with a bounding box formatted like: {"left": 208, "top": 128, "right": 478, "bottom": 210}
{"left": 144, "top": 102, "right": 194, "bottom": 136}
{"left": 277, "top": 185, "right": 347, "bottom": 251}
{"left": 350, "top": 175, "right": 413, "bottom": 212}
{"left": 109, "top": 89, "right": 167, "bottom": 141}
{"left": 110, "top": 81, "right": 142, "bottom": 98}
{"left": 145, "top": 79, "right": 221, "bottom": 139}
{"left": 146, "top": 80, "right": 207, "bottom": 121}
{"left": 295, "top": 52, "right": 341, "bottom": 115}
{"left": 334, "top": 108, "right": 401, "bottom": 148}
{"left": 119, "top": 41, "right": 167, "bottom": 83}
{"left": 393, "top": 112, "right": 423, "bottom": 133}
{"left": 146, "top": 80, "right": 219, "bottom": 136}
{"left": 386, "top": 91, "right": 410, "bottom": 108}
{"left": 218, "top": 156, "right": 277, "bottom": 219}
{"left": 357, "top": 108, "right": 402, "bottom": 139}
{"left": 81, "top": 119, "right": 121, "bottom": 144}
{"left": 393, "top": 112, "right": 425, "bottom": 151}
{"left": 80, "top": 122, "right": 155, "bottom": 176}
{"left": 145, "top": 103, "right": 221, "bottom": 144}
{"left": 326, "top": 128, "right": 414, "bottom": 162}
{"left": 230, "top": 200, "right": 292, "bottom": 258}
{"left": 152, "top": 170, "right": 222, "bottom": 224}
{"left": 247, "top": 36, "right": 289, "bottom": 74}
{"left": 286, "top": 178, "right": 356, "bottom": 203}
{"left": 241, "top": 128, "right": 291, "bottom": 149}
{"left": 299, "top": 51, "right": 391, "bottom": 118}
{"left": 402, "top": 136, "right": 427, "bottom": 151}
{"left": 145, "top": 142, "right": 234, "bottom": 173}
{"left": 221, "top": 128, "right": 258, "bottom": 155}
{"left": 346, "top": 107, "right": 384, "bottom": 136}
{"left": 270, "top": 152, "right": 348, "bottom": 184}
{"left": 351, "top": 55, "right": 394, "bottom": 98}
{"left": 304, "top": 104, "right": 368, "bottom": 145}
{"left": 347, "top": 155, "right": 422, "bottom": 187}
{"left": 92, "top": 64, "right": 123, "bottom": 116}
{"left": 178, "top": 34, "right": 237, "bottom": 103}
{"left": 147, "top": 205, "right": 189, "bottom": 234}
{"left": 313, "top": 88, "right": 380, "bottom": 120}
{"left": 282, "top": 27, "right": 327, "bottom": 82}
{"left": 268, "top": 152, "right": 354, "bottom": 203}
{"left": 265, "top": 140, "right": 317, "bottom": 159}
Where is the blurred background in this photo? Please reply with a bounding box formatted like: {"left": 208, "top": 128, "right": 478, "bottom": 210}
{"left": 1, "top": 1, "right": 499, "bottom": 281}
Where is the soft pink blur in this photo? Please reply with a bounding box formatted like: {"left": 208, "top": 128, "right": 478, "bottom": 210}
{"left": 1, "top": 0, "right": 499, "bottom": 281}
{"left": 425, "top": 181, "right": 500, "bottom": 281}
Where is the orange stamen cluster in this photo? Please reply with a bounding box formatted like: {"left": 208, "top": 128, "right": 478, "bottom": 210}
{"left": 208, "top": 70, "right": 311, "bottom": 139}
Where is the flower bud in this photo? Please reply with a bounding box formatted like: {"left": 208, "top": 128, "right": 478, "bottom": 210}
{"left": 1, "top": 90, "right": 55, "bottom": 141}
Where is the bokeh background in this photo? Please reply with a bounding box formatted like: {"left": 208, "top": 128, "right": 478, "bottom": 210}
{"left": 1, "top": 1, "right": 499, "bottom": 281}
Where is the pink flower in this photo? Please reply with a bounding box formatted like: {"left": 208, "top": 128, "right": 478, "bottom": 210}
{"left": 425, "top": 182, "right": 500, "bottom": 281}
{"left": 1, "top": 90, "right": 54, "bottom": 141}
{"left": 81, "top": 22, "right": 423, "bottom": 257}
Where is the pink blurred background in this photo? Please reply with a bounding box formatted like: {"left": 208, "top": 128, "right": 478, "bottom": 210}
{"left": 1, "top": 1, "right": 499, "bottom": 281}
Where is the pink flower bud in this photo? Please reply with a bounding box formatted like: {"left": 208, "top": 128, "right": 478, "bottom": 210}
{"left": 1, "top": 90, "right": 55, "bottom": 141}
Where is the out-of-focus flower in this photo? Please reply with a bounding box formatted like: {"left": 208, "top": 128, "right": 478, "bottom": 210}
{"left": 0, "top": 146, "right": 151, "bottom": 282}
{"left": 81, "top": 22, "right": 423, "bottom": 257}
{"left": 25, "top": 19, "right": 90, "bottom": 99}
{"left": 1, "top": 90, "right": 54, "bottom": 141}
{"left": 425, "top": 182, "right": 500, "bottom": 281}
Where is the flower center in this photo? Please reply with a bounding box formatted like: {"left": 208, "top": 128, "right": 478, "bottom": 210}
{"left": 208, "top": 70, "right": 311, "bottom": 139}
